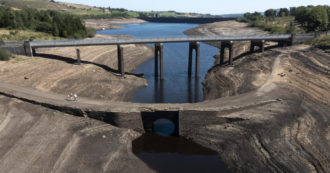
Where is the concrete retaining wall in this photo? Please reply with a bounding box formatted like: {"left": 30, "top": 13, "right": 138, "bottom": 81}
{"left": 0, "top": 42, "right": 26, "bottom": 55}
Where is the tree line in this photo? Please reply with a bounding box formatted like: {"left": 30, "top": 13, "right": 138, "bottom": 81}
{"left": 242, "top": 5, "right": 329, "bottom": 33}
{"left": 0, "top": 6, "right": 94, "bottom": 39}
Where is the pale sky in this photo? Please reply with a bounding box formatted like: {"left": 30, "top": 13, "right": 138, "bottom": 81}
{"left": 56, "top": 0, "right": 330, "bottom": 15}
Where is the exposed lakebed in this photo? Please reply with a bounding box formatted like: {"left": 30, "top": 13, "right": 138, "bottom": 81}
{"left": 98, "top": 23, "right": 229, "bottom": 172}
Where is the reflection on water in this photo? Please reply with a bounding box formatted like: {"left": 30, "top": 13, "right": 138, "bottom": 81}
{"left": 97, "top": 23, "right": 219, "bottom": 103}
{"left": 132, "top": 133, "right": 230, "bottom": 173}
{"left": 153, "top": 118, "right": 175, "bottom": 136}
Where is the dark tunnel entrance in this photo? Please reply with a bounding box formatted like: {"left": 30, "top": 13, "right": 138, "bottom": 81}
{"left": 141, "top": 111, "right": 179, "bottom": 136}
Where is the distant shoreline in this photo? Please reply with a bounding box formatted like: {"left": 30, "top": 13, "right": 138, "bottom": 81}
{"left": 84, "top": 18, "right": 147, "bottom": 30}
{"left": 139, "top": 17, "right": 237, "bottom": 24}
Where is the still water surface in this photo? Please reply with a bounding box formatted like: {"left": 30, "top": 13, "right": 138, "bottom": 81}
{"left": 97, "top": 23, "right": 219, "bottom": 103}
{"left": 98, "top": 23, "right": 229, "bottom": 173}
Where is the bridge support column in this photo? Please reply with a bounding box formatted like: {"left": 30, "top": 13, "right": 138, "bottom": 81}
{"left": 24, "top": 41, "right": 33, "bottom": 57}
{"left": 250, "top": 41, "right": 256, "bottom": 53}
{"left": 76, "top": 48, "right": 81, "bottom": 65}
{"left": 155, "top": 43, "right": 164, "bottom": 79}
{"left": 260, "top": 40, "right": 265, "bottom": 52}
{"left": 220, "top": 41, "right": 234, "bottom": 65}
{"left": 228, "top": 41, "right": 233, "bottom": 65}
{"left": 188, "top": 42, "right": 200, "bottom": 78}
{"left": 290, "top": 33, "right": 296, "bottom": 46}
{"left": 220, "top": 43, "right": 225, "bottom": 65}
{"left": 250, "top": 40, "right": 265, "bottom": 53}
{"left": 117, "top": 45, "right": 124, "bottom": 77}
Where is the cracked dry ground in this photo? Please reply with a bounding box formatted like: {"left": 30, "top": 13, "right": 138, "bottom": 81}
{"left": 186, "top": 45, "right": 329, "bottom": 173}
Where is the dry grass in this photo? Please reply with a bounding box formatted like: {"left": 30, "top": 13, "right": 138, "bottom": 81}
{"left": 0, "top": 29, "right": 60, "bottom": 41}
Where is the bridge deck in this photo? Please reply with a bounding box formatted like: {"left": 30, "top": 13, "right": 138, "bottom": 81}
{"left": 30, "top": 34, "right": 291, "bottom": 48}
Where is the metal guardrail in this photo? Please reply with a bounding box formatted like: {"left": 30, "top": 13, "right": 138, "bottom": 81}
{"left": 30, "top": 34, "right": 292, "bottom": 48}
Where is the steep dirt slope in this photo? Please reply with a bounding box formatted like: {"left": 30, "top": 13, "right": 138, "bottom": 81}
{"left": 186, "top": 45, "right": 330, "bottom": 172}
{"left": 0, "top": 95, "right": 154, "bottom": 173}
{"left": 0, "top": 40, "right": 153, "bottom": 101}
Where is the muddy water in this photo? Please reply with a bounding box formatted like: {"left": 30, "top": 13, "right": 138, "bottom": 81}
{"left": 97, "top": 23, "right": 219, "bottom": 103}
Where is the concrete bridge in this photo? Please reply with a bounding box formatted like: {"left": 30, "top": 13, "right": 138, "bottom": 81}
{"left": 9, "top": 33, "right": 315, "bottom": 79}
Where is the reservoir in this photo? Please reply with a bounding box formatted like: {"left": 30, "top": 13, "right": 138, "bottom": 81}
{"left": 98, "top": 23, "right": 229, "bottom": 173}
{"left": 97, "top": 23, "right": 219, "bottom": 103}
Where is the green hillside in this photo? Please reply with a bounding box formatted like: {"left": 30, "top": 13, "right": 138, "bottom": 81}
{"left": 0, "top": 0, "right": 67, "bottom": 10}
{"left": 0, "top": 0, "right": 107, "bottom": 16}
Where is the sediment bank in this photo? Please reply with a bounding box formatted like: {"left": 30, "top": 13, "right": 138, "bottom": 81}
{"left": 184, "top": 21, "right": 330, "bottom": 172}
{"left": 0, "top": 34, "right": 153, "bottom": 102}
{"left": 84, "top": 18, "right": 147, "bottom": 30}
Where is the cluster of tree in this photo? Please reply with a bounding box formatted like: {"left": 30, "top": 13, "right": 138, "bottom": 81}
{"left": 295, "top": 6, "right": 329, "bottom": 32}
{"left": 264, "top": 8, "right": 290, "bottom": 18}
{"left": 242, "top": 5, "right": 329, "bottom": 32}
{"left": 81, "top": 11, "right": 132, "bottom": 19}
{"left": 0, "top": 6, "right": 93, "bottom": 39}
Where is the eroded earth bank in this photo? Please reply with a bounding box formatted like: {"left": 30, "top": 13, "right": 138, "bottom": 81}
{"left": 0, "top": 35, "right": 153, "bottom": 101}
{"left": 0, "top": 21, "right": 329, "bottom": 173}
{"left": 184, "top": 21, "right": 330, "bottom": 172}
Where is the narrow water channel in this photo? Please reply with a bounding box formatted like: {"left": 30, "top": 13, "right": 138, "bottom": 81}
{"left": 97, "top": 23, "right": 219, "bottom": 103}
{"left": 97, "top": 23, "right": 229, "bottom": 173}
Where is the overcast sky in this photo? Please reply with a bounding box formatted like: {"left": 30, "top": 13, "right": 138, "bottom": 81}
{"left": 56, "top": 0, "right": 330, "bottom": 14}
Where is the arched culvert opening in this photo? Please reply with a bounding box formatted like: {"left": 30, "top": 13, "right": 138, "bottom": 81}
{"left": 141, "top": 111, "right": 179, "bottom": 136}
{"left": 153, "top": 118, "right": 175, "bottom": 136}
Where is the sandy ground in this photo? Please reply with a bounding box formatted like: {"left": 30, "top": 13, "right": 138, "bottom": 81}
{"left": 0, "top": 34, "right": 153, "bottom": 101}
{"left": 84, "top": 18, "right": 147, "bottom": 30}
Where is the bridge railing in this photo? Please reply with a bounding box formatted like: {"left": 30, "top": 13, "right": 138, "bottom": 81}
{"left": 29, "top": 34, "right": 292, "bottom": 48}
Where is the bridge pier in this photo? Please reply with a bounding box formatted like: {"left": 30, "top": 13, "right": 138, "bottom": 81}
{"left": 154, "top": 43, "right": 164, "bottom": 79}
{"left": 76, "top": 48, "right": 81, "bottom": 65}
{"left": 220, "top": 41, "right": 234, "bottom": 65}
{"left": 250, "top": 40, "right": 265, "bottom": 53}
{"left": 24, "top": 41, "right": 33, "bottom": 57}
{"left": 188, "top": 42, "right": 200, "bottom": 78}
{"left": 117, "top": 45, "right": 124, "bottom": 77}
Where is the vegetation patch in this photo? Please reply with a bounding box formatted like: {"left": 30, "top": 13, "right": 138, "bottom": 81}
{"left": 0, "top": 49, "right": 11, "bottom": 61}
{"left": 0, "top": 6, "right": 93, "bottom": 39}
{"left": 0, "top": 29, "right": 60, "bottom": 41}
{"left": 307, "top": 35, "right": 330, "bottom": 50}
{"left": 238, "top": 5, "right": 329, "bottom": 34}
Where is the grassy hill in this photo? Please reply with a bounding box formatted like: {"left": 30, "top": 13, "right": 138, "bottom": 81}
{"left": 0, "top": 0, "right": 106, "bottom": 15}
